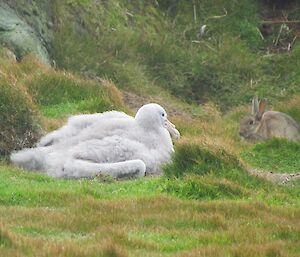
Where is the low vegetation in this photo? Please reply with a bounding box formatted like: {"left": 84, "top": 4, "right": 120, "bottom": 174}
{"left": 0, "top": 51, "right": 124, "bottom": 156}
{"left": 1, "top": 0, "right": 300, "bottom": 256}
{"left": 241, "top": 139, "right": 300, "bottom": 173}
{"left": 0, "top": 161, "right": 299, "bottom": 257}
{"left": 0, "top": 53, "right": 41, "bottom": 156}
{"left": 51, "top": 0, "right": 300, "bottom": 109}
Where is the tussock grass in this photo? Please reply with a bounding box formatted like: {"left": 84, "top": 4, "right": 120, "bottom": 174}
{"left": 0, "top": 51, "right": 125, "bottom": 156}
{"left": 162, "top": 111, "right": 300, "bottom": 202}
{"left": 162, "top": 140, "right": 279, "bottom": 202}
{"left": 0, "top": 81, "right": 40, "bottom": 155}
{"left": 163, "top": 139, "right": 240, "bottom": 178}
{"left": 49, "top": 0, "right": 300, "bottom": 110}
{"left": 27, "top": 72, "right": 124, "bottom": 118}
{"left": 0, "top": 56, "right": 42, "bottom": 156}
{"left": 0, "top": 224, "right": 15, "bottom": 248}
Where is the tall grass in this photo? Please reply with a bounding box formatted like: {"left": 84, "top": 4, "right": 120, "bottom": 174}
{"left": 49, "top": 0, "right": 300, "bottom": 110}
{"left": 27, "top": 72, "right": 124, "bottom": 117}
{"left": 0, "top": 50, "right": 124, "bottom": 156}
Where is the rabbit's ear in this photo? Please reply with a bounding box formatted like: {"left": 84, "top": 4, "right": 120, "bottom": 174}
{"left": 251, "top": 96, "right": 259, "bottom": 115}
{"left": 256, "top": 99, "right": 267, "bottom": 120}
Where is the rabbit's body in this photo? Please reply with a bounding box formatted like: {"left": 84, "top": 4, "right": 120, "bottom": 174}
{"left": 239, "top": 97, "right": 300, "bottom": 142}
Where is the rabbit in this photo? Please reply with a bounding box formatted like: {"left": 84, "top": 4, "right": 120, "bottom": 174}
{"left": 239, "top": 96, "right": 300, "bottom": 142}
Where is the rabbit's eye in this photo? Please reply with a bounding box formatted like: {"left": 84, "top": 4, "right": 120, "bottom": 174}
{"left": 249, "top": 120, "right": 254, "bottom": 125}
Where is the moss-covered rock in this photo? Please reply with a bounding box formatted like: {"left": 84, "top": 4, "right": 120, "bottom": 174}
{"left": 0, "top": 2, "right": 50, "bottom": 65}
{"left": 5, "top": 0, "right": 54, "bottom": 51}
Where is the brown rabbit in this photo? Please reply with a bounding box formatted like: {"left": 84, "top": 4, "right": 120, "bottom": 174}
{"left": 239, "top": 96, "right": 300, "bottom": 142}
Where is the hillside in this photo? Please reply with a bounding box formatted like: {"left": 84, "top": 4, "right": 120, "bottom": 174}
{"left": 0, "top": 1, "right": 300, "bottom": 256}
{"left": 1, "top": 0, "right": 300, "bottom": 109}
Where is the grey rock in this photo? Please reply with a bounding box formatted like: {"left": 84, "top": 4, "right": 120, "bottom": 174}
{"left": 0, "top": 2, "right": 51, "bottom": 65}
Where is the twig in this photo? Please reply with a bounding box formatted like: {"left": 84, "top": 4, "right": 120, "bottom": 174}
{"left": 282, "top": 10, "right": 289, "bottom": 21}
{"left": 256, "top": 27, "right": 265, "bottom": 40}
{"left": 288, "top": 36, "right": 297, "bottom": 51}
{"left": 274, "top": 24, "right": 283, "bottom": 46}
{"left": 208, "top": 8, "right": 227, "bottom": 19}
{"left": 126, "top": 11, "right": 134, "bottom": 17}
{"left": 291, "top": 35, "right": 297, "bottom": 45}
{"left": 193, "top": 0, "right": 197, "bottom": 24}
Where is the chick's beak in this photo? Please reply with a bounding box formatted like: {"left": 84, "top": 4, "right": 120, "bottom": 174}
{"left": 165, "top": 120, "right": 180, "bottom": 140}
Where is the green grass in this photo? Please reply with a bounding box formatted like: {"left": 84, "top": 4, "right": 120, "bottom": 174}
{"left": 4, "top": 1, "right": 300, "bottom": 110}
{"left": 241, "top": 139, "right": 300, "bottom": 173}
{"left": 41, "top": 102, "right": 82, "bottom": 118}
{"left": 1, "top": 99, "right": 300, "bottom": 256}
{"left": 0, "top": 52, "right": 125, "bottom": 156}
{"left": 49, "top": 0, "right": 300, "bottom": 110}
{"left": 0, "top": 164, "right": 299, "bottom": 256}
{"left": 1, "top": 48, "right": 300, "bottom": 257}
{"left": 40, "top": 99, "right": 122, "bottom": 119}
{"left": 1, "top": 1, "right": 300, "bottom": 256}
{"left": 162, "top": 173, "right": 249, "bottom": 201}
{"left": 0, "top": 165, "right": 161, "bottom": 207}
{"left": 163, "top": 142, "right": 240, "bottom": 178}
{"left": 27, "top": 72, "right": 124, "bottom": 114}
{"left": 162, "top": 141, "right": 300, "bottom": 205}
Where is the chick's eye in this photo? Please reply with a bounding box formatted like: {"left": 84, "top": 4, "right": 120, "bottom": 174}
{"left": 162, "top": 113, "right": 165, "bottom": 117}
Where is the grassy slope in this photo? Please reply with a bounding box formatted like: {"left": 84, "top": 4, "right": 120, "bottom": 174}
{"left": 0, "top": 50, "right": 125, "bottom": 154}
{"left": 1, "top": 0, "right": 300, "bottom": 256}
{"left": 51, "top": 0, "right": 300, "bottom": 110}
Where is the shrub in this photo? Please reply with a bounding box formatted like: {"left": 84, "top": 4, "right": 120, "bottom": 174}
{"left": 0, "top": 81, "right": 41, "bottom": 156}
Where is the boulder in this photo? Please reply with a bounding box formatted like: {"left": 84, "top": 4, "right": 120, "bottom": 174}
{"left": 0, "top": 2, "right": 50, "bottom": 65}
